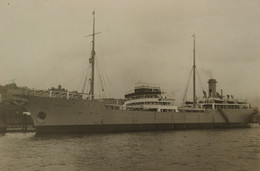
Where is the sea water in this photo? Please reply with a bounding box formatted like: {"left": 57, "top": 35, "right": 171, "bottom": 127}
{"left": 1, "top": 128, "right": 260, "bottom": 171}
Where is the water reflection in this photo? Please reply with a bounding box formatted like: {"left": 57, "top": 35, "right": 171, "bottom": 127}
{"left": 0, "top": 129, "right": 260, "bottom": 170}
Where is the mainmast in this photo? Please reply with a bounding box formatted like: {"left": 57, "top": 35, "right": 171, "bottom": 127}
{"left": 89, "top": 11, "right": 96, "bottom": 100}
{"left": 193, "top": 34, "right": 196, "bottom": 108}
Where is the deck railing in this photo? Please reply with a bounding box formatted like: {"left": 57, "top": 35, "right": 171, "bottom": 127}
{"left": 7, "top": 89, "right": 89, "bottom": 100}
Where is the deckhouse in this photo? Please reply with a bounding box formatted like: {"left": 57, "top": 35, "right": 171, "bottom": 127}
{"left": 123, "top": 82, "right": 178, "bottom": 112}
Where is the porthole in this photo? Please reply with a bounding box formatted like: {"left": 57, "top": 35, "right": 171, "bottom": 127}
{"left": 38, "top": 111, "right": 47, "bottom": 120}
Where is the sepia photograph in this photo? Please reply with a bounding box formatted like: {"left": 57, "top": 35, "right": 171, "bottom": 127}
{"left": 1, "top": 0, "right": 260, "bottom": 170}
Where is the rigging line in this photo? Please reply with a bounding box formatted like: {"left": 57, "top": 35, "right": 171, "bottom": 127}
{"left": 99, "top": 74, "right": 105, "bottom": 98}
{"left": 96, "top": 67, "right": 102, "bottom": 98}
{"left": 100, "top": 66, "right": 110, "bottom": 98}
{"left": 77, "top": 69, "right": 86, "bottom": 92}
{"left": 99, "top": 55, "right": 119, "bottom": 98}
{"left": 97, "top": 67, "right": 107, "bottom": 97}
{"left": 36, "top": 53, "right": 75, "bottom": 89}
{"left": 95, "top": 60, "right": 102, "bottom": 98}
{"left": 85, "top": 66, "right": 92, "bottom": 93}
{"left": 101, "top": 80, "right": 106, "bottom": 98}
{"left": 84, "top": 77, "right": 91, "bottom": 96}
{"left": 62, "top": 52, "right": 89, "bottom": 91}
{"left": 101, "top": 67, "right": 117, "bottom": 97}
{"left": 101, "top": 70, "right": 112, "bottom": 98}
{"left": 81, "top": 65, "right": 91, "bottom": 93}
{"left": 182, "top": 67, "right": 193, "bottom": 104}
{"left": 97, "top": 61, "right": 107, "bottom": 98}
{"left": 107, "top": 75, "right": 116, "bottom": 97}
{"left": 63, "top": 68, "right": 87, "bottom": 87}
{"left": 97, "top": 64, "right": 107, "bottom": 96}
{"left": 196, "top": 67, "right": 206, "bottom": 93}
{"left": 96, "top": 77, "right": 101, "bottom": 99}
{"left": 86, "top": 76, "right": 91, "bottom": 96}
{"left": 102, "top": 74, "right": 111, "bottom": 98}
{"left": 77, "top": 76, "right": 83, "bottom": 92}
{"left": 96, "top": 58, "right": 112, "bottom": 98}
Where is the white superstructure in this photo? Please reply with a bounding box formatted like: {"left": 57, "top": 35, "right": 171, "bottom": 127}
{"left": 123, "top": 83, "right": 178, "bottom": 112}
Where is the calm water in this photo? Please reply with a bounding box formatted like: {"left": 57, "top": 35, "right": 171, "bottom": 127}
{"left": 1, "top": 128, "right": 260, "bottom": 171}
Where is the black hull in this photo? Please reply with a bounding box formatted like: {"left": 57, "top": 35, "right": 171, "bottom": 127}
{"left": 35, "top": 123, "right": 250, "bottom": 134}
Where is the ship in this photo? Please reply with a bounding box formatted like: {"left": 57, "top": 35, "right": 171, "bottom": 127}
{"left": 9, "top": 12, "right": 257, "bottom": 134}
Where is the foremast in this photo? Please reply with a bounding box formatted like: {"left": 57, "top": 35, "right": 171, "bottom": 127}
{"left": 192, "top": 34, "right": 196, "bottom": 108}
{"left": 89, "top": 11, "right": 96, "bottom": 100}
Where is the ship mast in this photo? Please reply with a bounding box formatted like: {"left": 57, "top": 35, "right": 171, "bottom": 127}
{"left": 192, "top": 34, "right": 196, "bottom": 108}
{"left": 82, "top": 11, "right": 101, "bottom": 99}
{"left": 89, "top": 11, "right": 96, "bottom": 100}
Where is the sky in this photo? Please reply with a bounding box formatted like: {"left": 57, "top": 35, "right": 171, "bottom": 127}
{"left": 1, "top": 0, "right": 260, "bottom": 106}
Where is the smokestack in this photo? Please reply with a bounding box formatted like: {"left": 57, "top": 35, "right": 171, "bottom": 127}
{"left": 208, "top": 79, "right": 217, "bottom": 97}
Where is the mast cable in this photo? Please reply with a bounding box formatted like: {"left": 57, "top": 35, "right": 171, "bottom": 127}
{"left": 182, "top": 67, "right": 193, "bottom": 104}
{"left": 196, "top": 67, "right": 206, "bottom": 93}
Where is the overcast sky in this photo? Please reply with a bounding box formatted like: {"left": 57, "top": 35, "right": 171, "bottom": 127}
{"left": 1, "top": 0, "right": 260, "bottom": 106}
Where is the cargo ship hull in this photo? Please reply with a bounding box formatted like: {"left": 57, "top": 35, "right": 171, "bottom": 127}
{"left": 21, "top": 96, "right": 255, "bottom": 134}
